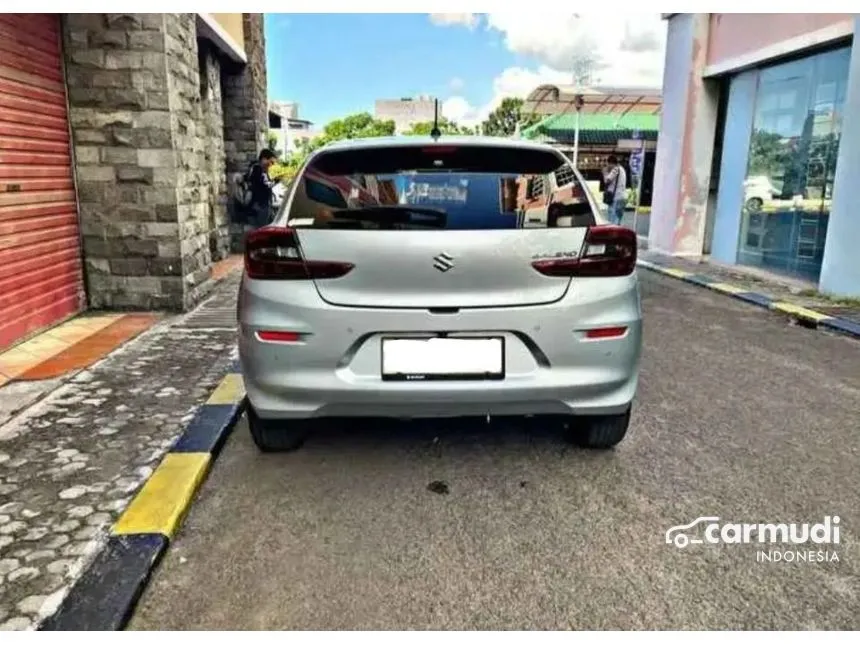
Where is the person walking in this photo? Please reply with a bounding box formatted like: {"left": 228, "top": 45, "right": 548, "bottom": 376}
{"left": 602, "top": 155, "right": 627, "bottom": 226}
{"left": 245, "top": 148, "right": 278, "bottom": 226}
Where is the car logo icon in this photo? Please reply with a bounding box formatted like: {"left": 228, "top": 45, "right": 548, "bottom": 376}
{"left": 665, "top": 516, "right": 720, "bottom": 549}
{"left": 433, "top": 253, "right": 454, "bottom": 272}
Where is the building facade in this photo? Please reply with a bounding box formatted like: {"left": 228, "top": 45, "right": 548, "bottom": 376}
{"left": 0, "top": 13, "right": 268, "bottom": 351}
{"left": 268, "top": 101, "right": 316, "bottom": 157}
{"left": 522, "top": 85, "right": 662, "bottom": 227}
{"left": 651, "top": 14, "right": 859, "bottom": 296}
{"left": 374, "top": 96, "right": 436, "bottom": 134}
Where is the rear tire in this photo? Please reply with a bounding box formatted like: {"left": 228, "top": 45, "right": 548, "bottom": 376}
{"left": 565, "top": 407, "right": 632, "bottom": 449}
{"left": 247, "top": 405, "right": 311, "bottom": 452}
{"left": 745, "top": 197, "right": 763, "bottom": 212}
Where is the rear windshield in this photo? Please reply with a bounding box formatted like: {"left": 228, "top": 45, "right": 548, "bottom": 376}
{"left": 282, "top": 144, "right": 597, "bottom": 231}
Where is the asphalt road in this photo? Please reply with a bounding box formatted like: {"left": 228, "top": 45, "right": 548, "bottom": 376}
{"left": 129, "top": 271, "right": 860, "bottom": 630}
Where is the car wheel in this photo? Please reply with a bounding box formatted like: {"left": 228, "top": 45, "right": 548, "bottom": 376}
{"left": 247, "top": 405, "right": 311, "bottom": 452}
{"left": 745, "top": 197, "right": 763, "bottom": 212}
{"left": 565, "top": 407, "right": 632, "bottom": 449}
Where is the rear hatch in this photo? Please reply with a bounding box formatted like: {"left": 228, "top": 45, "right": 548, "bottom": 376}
{"left": 284, "top": 142, "right": 597, "bottom": 309}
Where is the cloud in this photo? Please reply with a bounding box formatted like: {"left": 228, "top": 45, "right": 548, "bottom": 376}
{"left": 442, "top": 66, "right": 571, "bottom": 128}
{"left": 429, "top": 13, "right": 480, "bottom": 30}
{"left": 484, "top": 13, "right": 666, "bottom": 87}
{"left": 448, "top": 77, "right": 465, "bottom": 92}
{"left": 438, "top": 13, "right": 667, "bottom": 129}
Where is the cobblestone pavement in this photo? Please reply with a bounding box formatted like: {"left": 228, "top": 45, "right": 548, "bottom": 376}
{"left": 639, "top": 249, "right": 860, "bottom": 324}
{"left": 0, "top": 271, "right": 241, "bottom": 631}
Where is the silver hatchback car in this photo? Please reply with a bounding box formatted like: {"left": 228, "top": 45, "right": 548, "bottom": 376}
{"left": 238, "top": 137, "right": 642, "bottom": 451}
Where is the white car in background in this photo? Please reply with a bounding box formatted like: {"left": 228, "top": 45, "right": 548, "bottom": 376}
{"left": 743, "top": 176, "right": 779, "bottom": 212}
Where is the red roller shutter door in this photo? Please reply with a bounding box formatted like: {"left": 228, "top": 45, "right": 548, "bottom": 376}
{"left": 0, "top": 14, "right": 85, "bottom": 351}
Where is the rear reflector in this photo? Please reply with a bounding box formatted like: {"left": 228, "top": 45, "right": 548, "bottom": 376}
{"left": 585, "top": 326, "right": 628, "bottom": 339}
{"left": 531, "top": 225, "right": 637, "bottom": 278}
{"left": 245, "top": 226, "right": 354, "bottom": 281}
{"left": 257, "top": 330, "right": 303, "bottom": 343}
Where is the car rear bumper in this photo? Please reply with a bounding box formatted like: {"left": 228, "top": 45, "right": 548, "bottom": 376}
{"left": 243, "top": 363, "right": 639, "bottom": 419}
{"left": 238, "top": 273, "right": 642, "bottom": 420}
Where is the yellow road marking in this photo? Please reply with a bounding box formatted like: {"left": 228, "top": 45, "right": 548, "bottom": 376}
{"left": 205, "top": 373, "right": 245, "bottom": 405}
{"left": 112, "top": 453, "right": 211, "bottom": 539}
{"left": 708, "top": 283, "right": 748, "bottom": 295}
{"left": 769, "top": 302, "right": 832, "bottom": 322}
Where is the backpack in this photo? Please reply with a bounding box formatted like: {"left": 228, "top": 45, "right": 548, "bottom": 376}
{"left": 233, "top": 163, "right": 255, "bottom": 207}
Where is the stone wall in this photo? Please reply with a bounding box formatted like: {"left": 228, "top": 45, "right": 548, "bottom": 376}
{"left": 163, "top": 14, "right": 218, "bottom": 308}
{"left": 64, "top": 13, "right": 184, "bottom": 310}
{"left": 63, "top": 13, "right": 250, "bottom": 311}
{"left": 221, "top": 13, "right": 268, "bottom": 251}
{"left": 200, "top": 47, "right": 230, "bottom": 263}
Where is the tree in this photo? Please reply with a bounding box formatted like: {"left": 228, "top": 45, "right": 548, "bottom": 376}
{"left": 403, "top": 117, "right": 475, "bottom": 136}
{"left": 481, "top": 97, "right": 541, "bottom": 137}
{"left": 266, "top": 130, "right": 284, "bottom": 160}
{"left": 284, "top": 112, "right": 396, "bottom": 174}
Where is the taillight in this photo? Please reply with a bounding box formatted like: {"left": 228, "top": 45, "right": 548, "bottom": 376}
{"left": 585, "top": 326, "right": 628, "bottom": 339}
{"left": 257, "top": 330, "right": 303, "bottom": 342}
{"left": 244, "top": 227, "right": 354, "bottom": 280}
{"left": 531, "top": 225, "right": 637, "bottom": 278}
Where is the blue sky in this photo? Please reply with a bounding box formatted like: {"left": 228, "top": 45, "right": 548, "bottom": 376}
{"left": 263, "top": 13, "right": 667, "bottom": 128}
{"left": 264, "top": 14, "right": 521, "bottom": 126}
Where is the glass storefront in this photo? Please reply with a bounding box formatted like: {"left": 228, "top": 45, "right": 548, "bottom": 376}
{"left": 738, "top": 46, "right": 851, "bottom": 282}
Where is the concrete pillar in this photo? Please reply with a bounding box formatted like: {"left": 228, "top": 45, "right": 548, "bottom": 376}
{"left": 819, "top": 16, "right": 860, "bottom": 297}
{"left": 649, "top": 14, "right": 720, "bottom": 257}
{"left": 63, "top": 13, "right": 232, "bottom": 311}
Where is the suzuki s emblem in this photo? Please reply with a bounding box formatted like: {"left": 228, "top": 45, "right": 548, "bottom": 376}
{"left": 433, "top": 252, "right": 454, "bottom": 272}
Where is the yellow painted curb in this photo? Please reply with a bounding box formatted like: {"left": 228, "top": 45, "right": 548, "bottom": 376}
{"left": 709, "top": 282, "right": 748, "bottom": 295}
{"left": 660, "top": 267, "right": 691, "bottom": 279}
{"left": 112, "top": 452, "right": 211, "bottom": 539}
{"left": 769, "top": 302, "right": 832, "bottom": 323}
{"left": 206, "top": 373, "right": 245, "bottom": 405}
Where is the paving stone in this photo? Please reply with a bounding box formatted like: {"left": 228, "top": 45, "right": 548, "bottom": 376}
{"left": 16, "top": 595, "right": 47, "bottom": 615}
{"left": 7, "top": 567, "right": 39, "bottom": 583}
{"left": 0, "top": 522, "right": 26, "bottom": 536}
{"left": 0, "top": 272, "right": 241, "bottom": 627}
{"left": 20, "top": 528, "right": 48, "bottom": 541}
{"left": 58, "top": 486, "right": 87, "bottom": 500}
{"left": 66, "top": 506, "right": 94, "bottom": 519}
{"left": 0, "top": 616, "right": 31, "bottom": 630}
{"left": 46, "top": 559, "right": 74, "bottom": 576}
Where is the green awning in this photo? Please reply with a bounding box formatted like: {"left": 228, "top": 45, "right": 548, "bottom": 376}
{"left": 522, "top": 113, "right": 660, "bottom": 145}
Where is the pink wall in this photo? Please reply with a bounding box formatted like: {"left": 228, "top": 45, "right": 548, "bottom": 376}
{"left": 707, "top": 14, "right": 853, "bottom": 67}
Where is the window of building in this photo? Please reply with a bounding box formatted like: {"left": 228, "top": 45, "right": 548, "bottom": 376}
{"left": 554, "top": 164, "right": 575, "bottom": 187}
{"left": 526, "top": 175, "right": 545, "bottom": 201}
{"left": 738, "top": 46, "right": 851, "bottom": 282}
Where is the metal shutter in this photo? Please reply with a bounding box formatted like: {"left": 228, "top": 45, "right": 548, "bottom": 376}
{"left": 0, "top": 14, "right": 84, "bottom": 351}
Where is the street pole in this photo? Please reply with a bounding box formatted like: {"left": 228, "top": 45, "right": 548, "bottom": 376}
{"left": 572, "top": 94, "right": 584, "bottom": 169}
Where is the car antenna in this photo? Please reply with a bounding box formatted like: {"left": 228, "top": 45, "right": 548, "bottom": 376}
{"left": 430, "top": 98, "right": 441, "bottom": 140}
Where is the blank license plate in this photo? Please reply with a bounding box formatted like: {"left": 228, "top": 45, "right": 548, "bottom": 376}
{"left": 381, "top": 337, "right": 505, "bottom": 381}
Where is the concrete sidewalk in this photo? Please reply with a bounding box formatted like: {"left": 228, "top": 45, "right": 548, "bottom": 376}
{"left": 0, "top": 267, "right": 242, "bottom": 630}
{"left": 637, "top": 249, "right": 860, "bottom": 338}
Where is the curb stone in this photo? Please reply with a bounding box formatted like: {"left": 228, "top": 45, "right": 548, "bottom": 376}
{"left": 38, "top": 361, "right": 246, "bottom": 631}
{"left": 637, "top": 260, "right": 860, "bottom": 340}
